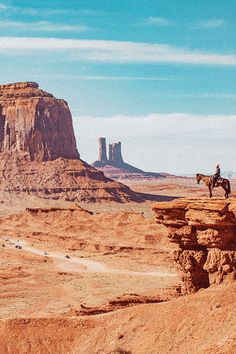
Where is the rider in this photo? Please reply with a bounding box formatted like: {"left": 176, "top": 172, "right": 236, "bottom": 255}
{"left": 212, "top": 163, "right": 221, "bottom": 188}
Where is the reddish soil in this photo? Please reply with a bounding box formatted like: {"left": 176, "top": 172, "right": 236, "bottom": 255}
{"left": 0, "top": 177, "right": 235, "bottom": 353}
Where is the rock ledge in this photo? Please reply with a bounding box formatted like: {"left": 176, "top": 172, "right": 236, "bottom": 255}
{"left": 153, "top": 198, "right": 236, "bottom": 293}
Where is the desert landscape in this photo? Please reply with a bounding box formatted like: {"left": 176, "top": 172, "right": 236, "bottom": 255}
{"left": 1, "top": 1, "right": 236, "bottom": 352}
{"left": 0, "top": 81, "right": 235, "bottom": 354}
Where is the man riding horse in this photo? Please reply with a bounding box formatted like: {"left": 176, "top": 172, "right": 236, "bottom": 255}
{"left": 196, "top": 163, "right": 231, "bottom": 198}
{"left": 212, "top": 163, "right": 221, "bottom": 188}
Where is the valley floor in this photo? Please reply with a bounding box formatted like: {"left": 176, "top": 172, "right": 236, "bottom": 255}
{"left": 0, "top": 177, "right": 235, "bottom": 353}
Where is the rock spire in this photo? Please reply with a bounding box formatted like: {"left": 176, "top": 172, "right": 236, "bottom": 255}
{"left": 108, "top": 142, "right": 124, "bottom": 166}
{"left": 92, "top": 137, "right": 163, "bottom": 180}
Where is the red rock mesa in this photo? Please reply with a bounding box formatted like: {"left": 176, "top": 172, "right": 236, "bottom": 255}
{"left": 0, "top": 82, "right": 140, "bottom": 202}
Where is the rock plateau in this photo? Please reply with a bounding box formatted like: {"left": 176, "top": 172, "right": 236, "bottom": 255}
{"left": 0, "top": 82, "right": 140, "bottom": 202}
{"left": 153, "top": 198, "right": 236, "bottom": 293}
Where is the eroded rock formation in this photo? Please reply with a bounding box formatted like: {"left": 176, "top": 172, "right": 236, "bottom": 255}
{"left": 0, "top": 82, "right": 79, "bottom": 161}
{"left": 92, "top": 137, "right": 108, "bottom": 168}
{"left": 0, "top": 82, "right": 141, "bottom": 202}
{"left": 153, "top": 199, "right": 236, "bottom": 293}
{"left": 92, "top": 137, "right": 164, "bottom": 180}
{"left": 0, "top": 157, "right": 141, "bottom": 202}
{"left": 108, "top": 141, "right": 124, "bottom": 166}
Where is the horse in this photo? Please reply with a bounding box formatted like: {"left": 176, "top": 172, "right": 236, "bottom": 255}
{"left": 196, "top": 173, "right": 231, "bottom": 198}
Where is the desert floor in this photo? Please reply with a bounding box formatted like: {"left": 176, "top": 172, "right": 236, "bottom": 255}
{"left": 0, "top": 177, "right": 235, "bottom": 353}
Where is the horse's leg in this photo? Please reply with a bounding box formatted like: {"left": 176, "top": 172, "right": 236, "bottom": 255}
{"left": 224, "top": 186, "right": 228, "bottom": 199}
{"left": 209, "top": 185, "right": 212, "bottom": 198}
{"left": 225, "top": 188, "right": 229, "bottom": 199}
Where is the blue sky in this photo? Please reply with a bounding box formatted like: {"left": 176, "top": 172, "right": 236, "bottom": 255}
{"left": 0, "top": 0, "right": 235, "bottom": 174}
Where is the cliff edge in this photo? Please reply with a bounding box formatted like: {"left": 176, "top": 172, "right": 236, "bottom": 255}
{"left": 153, "top": 198, "right": 236, "bottom": 293}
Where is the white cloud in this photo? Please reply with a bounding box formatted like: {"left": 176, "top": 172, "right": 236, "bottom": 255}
{"left": 146, "top": 17, "right": 172, "bottom": 26}
{"left": 73, "top": 113, "right": 236, "bottom": 174}
{"left": 0, "top": 37, "right": 235, "bottom": 66}
{"left": 74, "top": 113, "right": 236, "bottom": 138}
{"left": 26, "top": 8, "right": 103, "bottom": 17}
{"left": 0, "top": 3, "right": 7, "bottom": 10}
{"left": 19, "top": 8, "right": 68, "bottom": 16}
{"left": 193, "top": 19, "right": 225, "bottom": 29}
{"left": 153, "top": 93, "right": 236, "bottom": 99}
{"left": 0, "top": 20, "right": 88, "bottom": 32}
{"left": 30, "top": 73, "right": 176, "bottom": 81}
{"left": 0, "top": 5, "right": 103, "bottom": 17}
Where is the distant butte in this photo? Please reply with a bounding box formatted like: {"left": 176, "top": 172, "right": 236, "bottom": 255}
{"left": 0, "top": 82, "right": 141, "bottom": 202}
{"left": 92, "top": 137, "right": 171, "bottom": 180}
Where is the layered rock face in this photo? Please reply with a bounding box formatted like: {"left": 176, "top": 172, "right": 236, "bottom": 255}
{"left": 0, "top": 157, "right": 141, "bottom": 202}
{"left": 0, "top": 82, "right": 79, "bottom": 161}
{"left": 0, "top": 82, "right": 141, "bottom": 202}
{"left": 153, "top": 199, "right": 236, "bottom": 293}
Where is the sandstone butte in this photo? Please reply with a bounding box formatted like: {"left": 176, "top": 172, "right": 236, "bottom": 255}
{"left": 92, "top": 137, "right": 169, "bottom": 180}
{"left": 153, "top": 198, "right": 236, "bottom": 294}
{"left": 0, "top": 82, "right": 140, "bottom": 202}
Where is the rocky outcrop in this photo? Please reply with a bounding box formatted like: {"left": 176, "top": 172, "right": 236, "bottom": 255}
{"left": 0, "top": 82, "right": 141, "bottom": 202}
{"left": 92, "top": 137, "right": 165, "bottom": 180}
{"left": 0, "top": 82, "right": 79, "bottom": 161}
{"left": 0, "top": 157, "right": 141, "bottom": 202}
{"left": 108, "top": 142, "right": 124, "bottom": 166}
{"left": 92, "top": 137, "right": 108, "bottom": 168}
{"left": 153, "top": 199, "right": 236, "bottom": 293}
